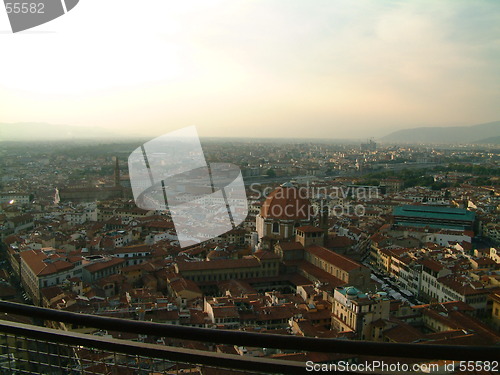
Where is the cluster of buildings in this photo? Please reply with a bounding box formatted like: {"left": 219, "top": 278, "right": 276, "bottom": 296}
{"left": 0, "top": 141, "right": 499, "bottom": 372}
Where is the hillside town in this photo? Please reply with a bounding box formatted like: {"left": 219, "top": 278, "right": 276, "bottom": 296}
{"left": 0, "top": 140, "right": 499, "bottom": 372}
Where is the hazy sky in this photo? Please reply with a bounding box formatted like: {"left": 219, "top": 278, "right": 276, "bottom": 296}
{"left": 0, "top": 0, "right": 499, "bottom": 139}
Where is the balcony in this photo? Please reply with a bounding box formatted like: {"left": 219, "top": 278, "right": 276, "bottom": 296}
{"left": 0, "top": 301, "right": 498, "bottom": 374}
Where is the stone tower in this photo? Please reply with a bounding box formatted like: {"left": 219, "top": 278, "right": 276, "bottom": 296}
{"left": 113, "top": 156, "right": 120, "bottom": 187}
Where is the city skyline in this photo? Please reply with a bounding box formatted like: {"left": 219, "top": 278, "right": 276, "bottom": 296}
{"left": 1, "top": 1, "right": 499, "bottom": 371}
{"left": 0, "top": 0, "right": 499, "bottom": 139}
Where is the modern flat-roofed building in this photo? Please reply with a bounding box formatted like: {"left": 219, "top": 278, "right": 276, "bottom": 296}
{"left": 393, "top": 205, "right": 475, "bottom": 230}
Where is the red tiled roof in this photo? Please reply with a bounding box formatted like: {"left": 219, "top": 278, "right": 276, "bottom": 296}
{"left": 437, "top": 275, "right": 492, "bottom": 296}
{"left": 277, "top": 241, "right": 304, "bottom": 251}
{"left": 384, "top": 322, "right": 424, "bottom": 343}
{"left": 448, "top": 311, "right": 500, "bottom": 341}
{"left": 306, "top": 245, "right": 362, "bottom": 272}
{"left": 20, "top": 250, "right": 74, "bottom": 276}
{"left": 296, "top": 226, "right": 324, "bottom": 233}
{"left": 212, "top": 306, "right": 239, "bottom": 319}
{"left": 295, "top": 261, "right": 346, "bottom": 288}
{"left": 112, "top": 244, "right": 152, "bottom": 254}
{"left": 253, "top": 250, "right": 281, "bottom": 260}
{"left": 177, "top": 258, "right": 260, "bottom": 272}
{"left": 170, "top": 277, "right": 202, "bottom": 294}
{"left": 326, "top": 235, "right": 354, "bottom": 249}
{"left": 473, "top": 257, "right": 496, "bottom": 266}
{"left": 84, "top": 257, "right": 124, "bottom": 273}
{"left": 419, "top": 258, "right": 445, "bottom": 272}
{"left": 40, "top": 286, "right": 65, "bottom": 301}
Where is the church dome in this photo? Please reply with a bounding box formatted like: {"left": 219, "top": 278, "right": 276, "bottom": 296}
{"left": 260, "top": 186, "right": 313, "bottom": 220}
{"left": 207, "top": 246, "right": 229, "bottom": 260}
{"left": 346, "top": 287, "right": 358, "bottom": 296}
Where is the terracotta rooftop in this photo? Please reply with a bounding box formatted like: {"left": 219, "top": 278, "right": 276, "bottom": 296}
{"left": 326, "top": 235, "right": 354, "bottom": 249}
{"left": 112, "top": 244, "right": 152, "bottom": 254}
{"left": 84, "top": 257, "right": 125, "bottom": 273}
{"left": 306, "top": 245, "right": 362, "bottom": 272}
{"left": 212, "top": 306, "right": 239, "bottom": 319}
{"left": 296, "top": 225, "right": 324, "bottom": 233}
{"left": 20, "top": 250, "right": 74, "bottom": 277}
{"left": 290, "top": 260, "right": 346, "bottom": 288}
{"left": 40, "top": 286, "right": 67, "bottom": 301}
{"left": 384, "top": 322, "right": 425, "bottom": 343}
{"left": 176, "top": 258, "right": 260, "bottom": 272}
{"left": 277, "top": 241, "right": 304, "bottom": 251}
{"left": 438, "top": 275, "right": 493, "bottom": 296}
{"left": 419, "top": 258, "right": 445, "bottom": 273}
{"left": 170, "top": 277, "right": 202, "bottom": 294}
{"left": 218, "top": 279, "right": 257, "bottom": 296}
{"left": 253, "top": 250, "right": 281, "bottom": 260}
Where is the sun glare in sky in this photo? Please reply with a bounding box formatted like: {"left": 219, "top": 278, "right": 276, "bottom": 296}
{"left": 0, "top": 0, "right": 499, "bottom": 139}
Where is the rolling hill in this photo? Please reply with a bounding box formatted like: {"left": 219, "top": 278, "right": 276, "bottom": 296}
{"left": 380, "top": 121, "right": 500, "bottom": 144}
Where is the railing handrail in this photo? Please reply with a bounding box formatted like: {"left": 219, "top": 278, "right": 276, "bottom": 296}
{"left": 0, "top": 319, "right": 306, "bottom": 374}
{"left": 1, "top": 300, "right": 499, "bottom": 361}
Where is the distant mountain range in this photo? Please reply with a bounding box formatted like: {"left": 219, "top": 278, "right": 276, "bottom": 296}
{"left": 2, "top": 121, "right": 499, "bottom": 144}
{"left": 475, "top": 135, "right": 500, "bottom": 144}
{"left": 380, "top": 121, "right": 500, "bottom": 144}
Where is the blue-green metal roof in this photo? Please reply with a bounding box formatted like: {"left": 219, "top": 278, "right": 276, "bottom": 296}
{"left": 393, "top": 205, "right": 475, "bottom": 222}
{"left": 336, "top": 286, "right": 367, "bottom": 299}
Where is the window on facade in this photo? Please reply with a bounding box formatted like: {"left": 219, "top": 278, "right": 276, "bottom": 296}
{"left": 272, "top": 222, "right": 279, "bottom": 233}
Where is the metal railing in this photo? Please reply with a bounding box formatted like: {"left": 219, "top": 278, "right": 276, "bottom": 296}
{"left": 0, "top": 320, "right": 302, "bottom": 374}
{"left": 0, "top": 301, "right": 499, "bottom": 374}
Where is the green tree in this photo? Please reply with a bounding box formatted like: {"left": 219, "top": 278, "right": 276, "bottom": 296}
{"left": 266, "top": 169, "right": 276, "bottom": 178}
